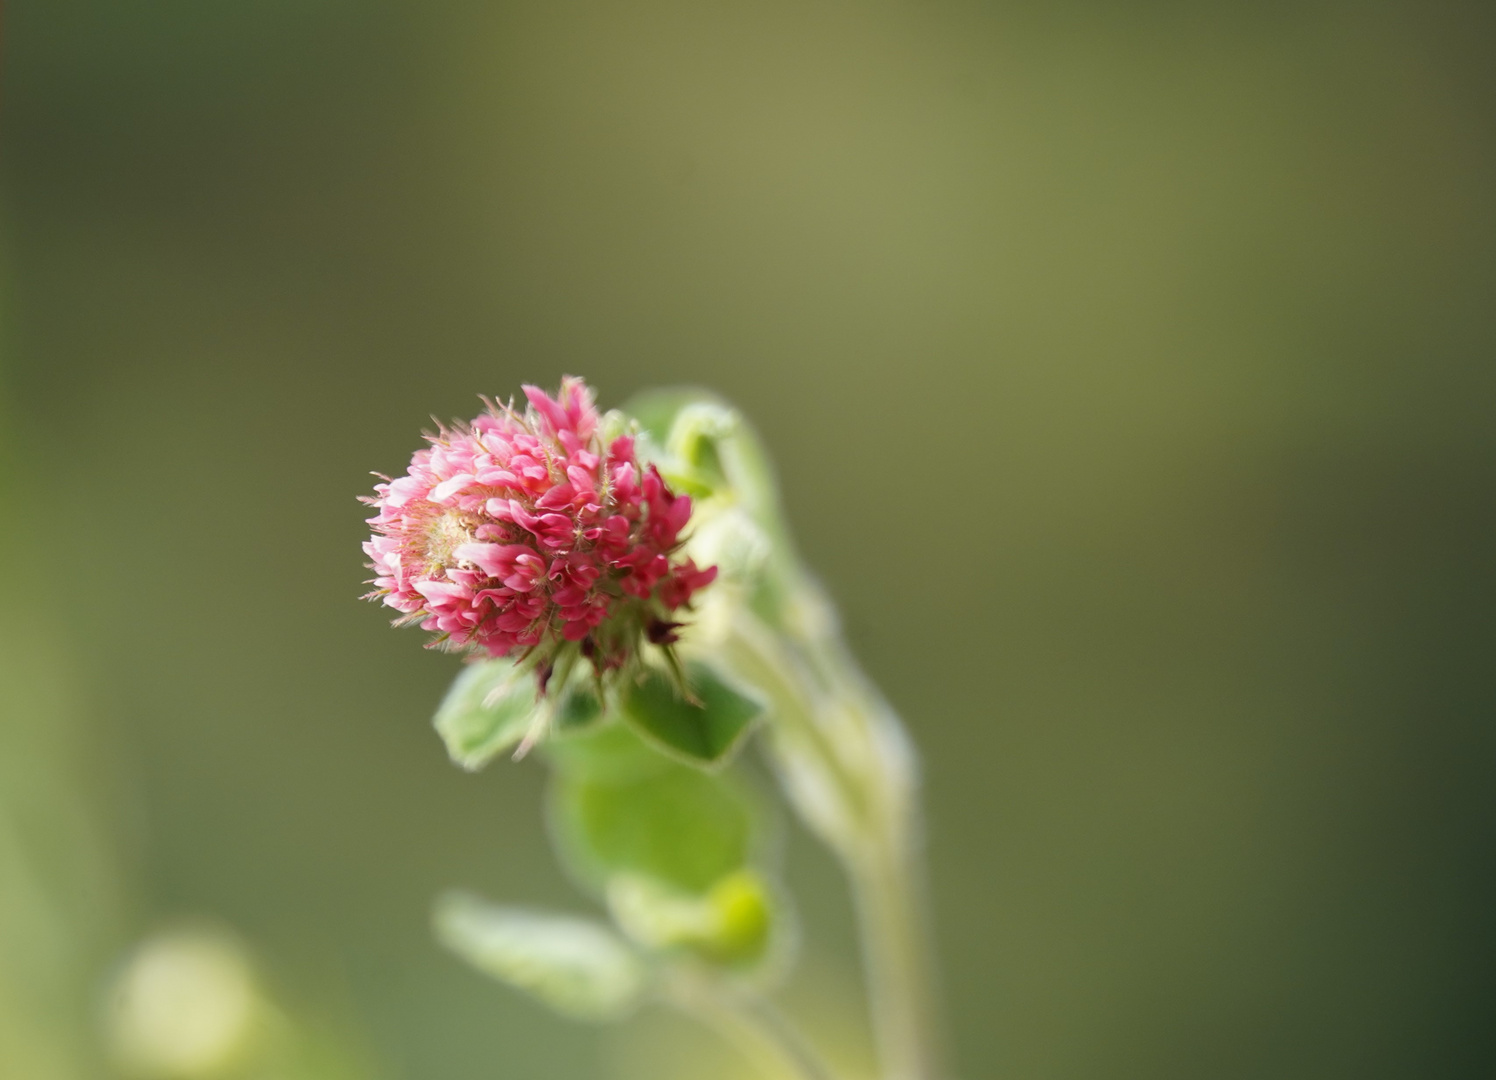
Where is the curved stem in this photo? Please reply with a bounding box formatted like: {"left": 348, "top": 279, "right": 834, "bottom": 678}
{"left": 849, "top": 833, "right": 941, "bottom": 1080}
{"left": 662, "top": 965, "right": 843, "bottom": 1080}
{"left": 719, "top": 615, "right": 943, "bottom": 1079}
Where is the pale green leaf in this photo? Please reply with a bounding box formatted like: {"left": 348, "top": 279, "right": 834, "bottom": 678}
{"left": 432, "top": 659, "right": 538, "bottom": 770}
{"left": 433, "top": 893, "right": 647, "bottom": 1021}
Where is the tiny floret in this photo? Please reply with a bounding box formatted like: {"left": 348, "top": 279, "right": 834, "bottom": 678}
{"left": 362, "top": 377, "right": 717, "bottom": 681}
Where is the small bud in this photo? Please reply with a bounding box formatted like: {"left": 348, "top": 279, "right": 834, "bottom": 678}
{"left": 607, "top": 869, "right": 774, "bottom": 968}
{"left": 646, "top": 618, "right": 684, "bottom": 646}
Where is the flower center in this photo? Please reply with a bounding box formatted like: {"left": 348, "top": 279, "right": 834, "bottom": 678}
{"left": 423, "top": 511, "right": 475, "bottom": 572}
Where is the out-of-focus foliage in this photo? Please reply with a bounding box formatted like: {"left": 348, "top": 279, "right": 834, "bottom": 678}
{"left": 0, "top": 588, "right": 115, "bottom": 1080}
{"left": 106, "top": 928, "right": 261, "bottom": 1078}
{"left": 0, "top": 345, "right": 121, "bottom": 1078}
{"left": 102, "top": 925, "right": 381, "bottom": 1080}
{"left": 3, "top": 1, "right": 1495, "bottom": 1078}
{"left": 1, "top": 130, "right": 378, "bottom": 1080}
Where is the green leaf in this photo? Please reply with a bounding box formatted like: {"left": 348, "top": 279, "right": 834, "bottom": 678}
{"left": 608, "top": 869, "right": 775, "bottom": 968}
{"left": 432, "top": 659, "right": 538, "bottom": 770}
{"left": 555, "top": 681, "right": 605, "bottom": 735}
{"left": 542, "top": 720, "right": 673, "bottom": 784}
{"left": 623, "top": 387, "right": 726, "bottom": 449}
{"left": 549, "top": 748, "right": 754, "bottom": 894}
{"left": 623, "top": 391, "right": 738, "bottom": 499}
{"left": 433, "top": 893, "right": 648, "bottom": 1021}
{"left": 621, "top": 663, "right": 763, "bottom": 769}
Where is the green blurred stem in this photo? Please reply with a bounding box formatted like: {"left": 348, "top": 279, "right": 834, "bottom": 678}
{"left": 849, "top": 835, "right": 941, "bottom": 1080}
{"left": 663, "top": 965, "right": 841, "bottom": 1080}
{"left": 721, "top": 613, "right": 942, "bottom": 1080}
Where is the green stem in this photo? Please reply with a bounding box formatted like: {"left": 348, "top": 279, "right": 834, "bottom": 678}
{"left": 719, "top": 615, "right": 943, "bottom": 1080}
{"left": 662, "top": 966, "right": 842, "bottom": 1080}
{"left": 848, "top": 833, "right": 941, "bottom": 1080}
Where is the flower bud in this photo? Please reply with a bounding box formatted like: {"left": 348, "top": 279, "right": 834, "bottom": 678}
{"left": 362, "top": 378, "right": 717, "bottom": 687}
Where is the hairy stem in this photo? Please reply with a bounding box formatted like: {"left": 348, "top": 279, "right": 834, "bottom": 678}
{"left": 720, "top": 614, "right": 943, "bottom": 1079}
{"left": 849, "top": 832, "right": 941, "bottom": 1080}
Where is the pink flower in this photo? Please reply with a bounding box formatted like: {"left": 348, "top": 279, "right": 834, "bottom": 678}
{"left": 362, "top": 377, "right": 717, "bottom": 678}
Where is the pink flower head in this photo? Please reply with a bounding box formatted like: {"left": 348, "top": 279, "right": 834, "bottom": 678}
{"left": 362, "top": 377, "right": 717, "bottom": 681}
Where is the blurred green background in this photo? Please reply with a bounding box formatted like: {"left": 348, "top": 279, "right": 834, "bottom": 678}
{"left": 3, "top": 1, "right": 1494, "bottom": 1077}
